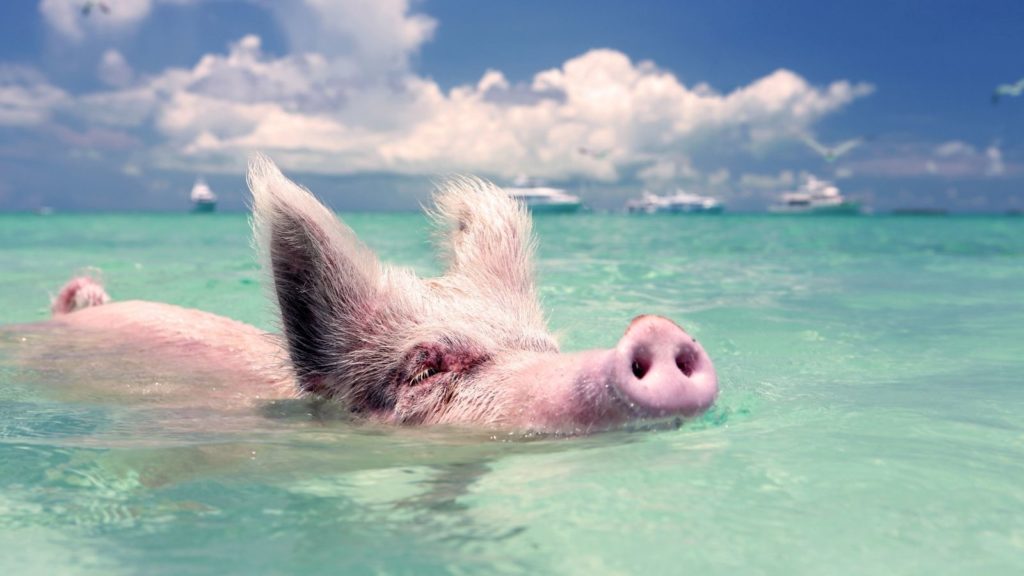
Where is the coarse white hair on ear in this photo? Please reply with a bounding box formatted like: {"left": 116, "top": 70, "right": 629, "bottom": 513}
{"left": 246, "top": 154, "right": 557, "bottom": 416}
{"left": 247, "top": 154, "right": 389, "bottom": 396}
{"left": 429, "top": 175, "right": 548, "bottom": 332}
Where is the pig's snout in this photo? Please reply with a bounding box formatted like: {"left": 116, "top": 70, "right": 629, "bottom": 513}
{"left": 611, "top": 315, "right": 717, "bottom": 417}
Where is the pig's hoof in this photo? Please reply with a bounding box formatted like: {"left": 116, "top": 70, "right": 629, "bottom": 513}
{"left": 51, "top": 276, "right": 111, "bottom": 316}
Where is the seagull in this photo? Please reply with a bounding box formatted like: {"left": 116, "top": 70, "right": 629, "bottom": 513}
{"left": 81, "top": 1, "right": 111, "bottom": 16}
{"left": 992, "top": 78, "right": 1024, "bottom": 104}
{"left": 799, "top": 134, "right": 864, "bottom": 163}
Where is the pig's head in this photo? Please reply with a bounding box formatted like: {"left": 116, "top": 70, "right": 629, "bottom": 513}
{"left": 248, "top": 155, "right": 717, "bottom": 433}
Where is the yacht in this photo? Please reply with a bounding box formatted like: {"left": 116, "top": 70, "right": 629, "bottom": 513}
{"left": 505, "top": 176, "right": 582, "bottom": 213}
{"left": 190, "top": 177, "right": 217, "bottom": 213}
{"left": 626, "top": 190, "right": 724, "bottom": 214}
{"left": 769, "top": 175, "right": 859, "bottom": 215}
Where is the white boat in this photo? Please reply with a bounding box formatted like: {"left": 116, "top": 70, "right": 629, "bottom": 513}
{"left": 505, "top": 176, "right": 582, "bottom": 214}
{"left": 769, "top": 175, "right": 860, "bottom": 215}
{"left": 626, "top": 190, "right": 724, "bottom": 214}
{"left": 190, "top": 177, "right": 217, "bottom": 213}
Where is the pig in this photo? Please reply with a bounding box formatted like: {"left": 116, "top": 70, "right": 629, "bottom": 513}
{"left": 32, "top": 155, "right": 717, "bottom": 434}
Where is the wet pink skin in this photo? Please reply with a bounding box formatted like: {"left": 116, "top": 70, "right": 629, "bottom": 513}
{"left": 474, "top": 315, "right": 718, "bottom": 432}
{"left": 29, "top": 160, "right": 724, "bottom": 433}
{"left": 612, "top": 315, "right": 717, "bottom": 415}
{"left": 37, "top": 279, "right": 717, "bottom": 432}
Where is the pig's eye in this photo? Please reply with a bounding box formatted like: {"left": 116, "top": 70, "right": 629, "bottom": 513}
{"left": 403, "top": 345, "right": 446, "bottom": 387}
{"left": 409, "top": 366, "right": 438, "bottom": 385}
{"left": 401, "top": 341, "right": 490, "bottom": 388}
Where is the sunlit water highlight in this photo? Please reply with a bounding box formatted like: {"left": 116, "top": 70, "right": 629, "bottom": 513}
{"left": 1, "top": 212, "right": 1022, "bottom": 574}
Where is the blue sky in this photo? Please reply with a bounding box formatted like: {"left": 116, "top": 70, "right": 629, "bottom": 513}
{"left": 1, "top": 0, "right": 1022, "bottom": 212}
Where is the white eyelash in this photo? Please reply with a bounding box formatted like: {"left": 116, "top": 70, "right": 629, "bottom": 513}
{"left": 410, "top": 368, "right": 436, "bottom": 385}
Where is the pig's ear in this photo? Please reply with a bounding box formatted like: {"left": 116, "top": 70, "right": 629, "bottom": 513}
{"left": 247, "top": 154, "right": 381, "bottom": 390}
{"left": 432, "top": 177, "right": 540, "bottom": 303}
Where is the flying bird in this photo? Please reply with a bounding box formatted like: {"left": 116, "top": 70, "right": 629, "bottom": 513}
{"left": 992, "top": 79, "right": 1024, "bottom": 104}
{"left": 81, "top": 1, "right": 111, "bottom": 16}
{"left": 799, "top": 134, "right": 864, "bottom": 163}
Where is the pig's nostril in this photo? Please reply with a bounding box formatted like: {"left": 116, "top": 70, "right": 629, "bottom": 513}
{"left": 631, "top": 360, "right": 644, "bottom": 379}
{"left": 630, "top": 351, "right": 651, "bottom": 380}
{"left": 676, "top": 350, "right": 695, "bottom": 377}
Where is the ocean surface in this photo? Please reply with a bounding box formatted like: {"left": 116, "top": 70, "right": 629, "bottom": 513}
{"left": 0, "top": 211, "right": 1022, "bottom": 575}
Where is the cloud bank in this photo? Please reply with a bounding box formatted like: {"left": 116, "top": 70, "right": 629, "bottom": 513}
{"left": 52, "top": 45, "right": 873, "bottom": 181}
{"left": 22, "top": 0, "right": 877, "bottom": 186}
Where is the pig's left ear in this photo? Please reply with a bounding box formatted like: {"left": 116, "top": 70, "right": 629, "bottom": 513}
{"left": 432, "top": 177, "right": 540, "bottom": 304}
{"left": 247, "top": 154, "right": 382, "bottom": 392}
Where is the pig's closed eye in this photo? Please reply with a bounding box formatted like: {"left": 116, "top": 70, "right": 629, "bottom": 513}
{"left": 403, "top": 345, "right": 446, "bottom": 387}
{"left": 402, "top": 341, "right": 490, "bottom": 387}
{"left": 409, "top": 365, "right": 439, "bottom": 385}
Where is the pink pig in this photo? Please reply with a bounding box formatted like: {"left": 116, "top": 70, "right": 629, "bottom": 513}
{"left": 40, "top": 155, "right": 717, "bottom": 433}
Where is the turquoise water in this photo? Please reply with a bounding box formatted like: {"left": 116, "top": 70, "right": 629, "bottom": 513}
{"left": 1, "top": 212, "right": 1023, "bottom": 574}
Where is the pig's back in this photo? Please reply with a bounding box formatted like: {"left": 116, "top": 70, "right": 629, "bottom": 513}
{"left": 13, "top": 301, "right": 298, "bottom": 409}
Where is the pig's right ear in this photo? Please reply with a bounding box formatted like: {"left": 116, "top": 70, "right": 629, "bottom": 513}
{"left": 247, "top": 154, "right": 381, "bottom": 391}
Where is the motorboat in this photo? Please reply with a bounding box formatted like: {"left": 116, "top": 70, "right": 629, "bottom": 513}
{"left": 505, "top": 176, "right": 582, "bottom": 213}
{"left": 190, "top": 177, "right": 217, "bottom": 213}
{"left": 626, "top": 190, "right": 724, "bottom": 214}
{"left": 769, "top": 175, "right": 859, "bottom": 215}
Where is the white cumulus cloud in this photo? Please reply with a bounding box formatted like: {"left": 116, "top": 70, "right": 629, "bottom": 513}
{"left": 848, "top": 139, "right": 1014, "bottom": 179}
{"left": 98, "top": 49, "right": 134, "bottom": 87}
{"left": 29, "top": 1, "right": 874, "bottom": 183}
{"left": 637, "top": 157, "right": 699, "bottom": 185}
{"left": 739, "top": 170, "right": 797, "bottom": 190}
{"left": 934, "top": 140, "right": 975, "bottom": 157}
{"left": 985, "top": 143, "right": 1005, "bottom": 177}
{"left": 0, "top": 66, "right": 69, "bottom": 126}
{"left": 67, "top": 40, "right": 874, "bottom": 179}
{"left": 39, "top": 0, "right": 157, "bottom": 41}
{"left": 266, "top": 0, "right": 436, "bottom": 74}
